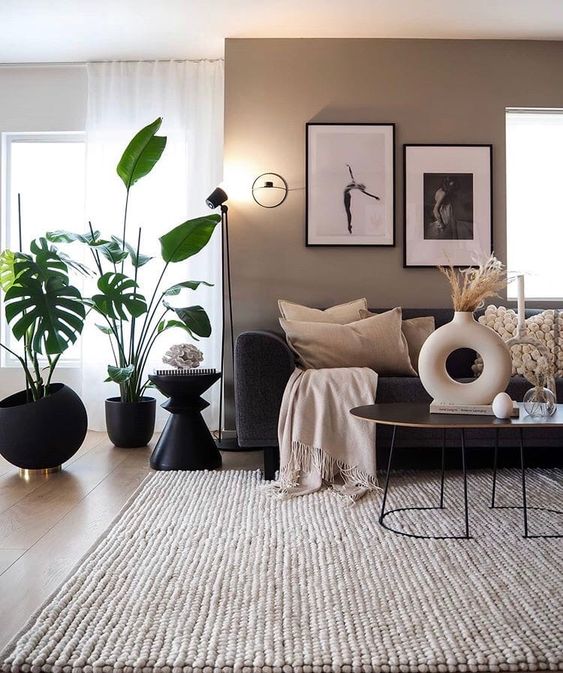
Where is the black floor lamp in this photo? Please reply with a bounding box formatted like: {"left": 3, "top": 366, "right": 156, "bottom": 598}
{"left": 206, "top": 176, "right": 288, "bottom": 451}
{"left": 205, "top": 186, "right": 237, "bottom": 450}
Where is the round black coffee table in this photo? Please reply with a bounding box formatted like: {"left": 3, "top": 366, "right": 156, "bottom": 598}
{"left": 148, "top": 372, "right": 222, "bottom": 471}
{"left": 351, "top": 402, "right": 563, "bottom": 540}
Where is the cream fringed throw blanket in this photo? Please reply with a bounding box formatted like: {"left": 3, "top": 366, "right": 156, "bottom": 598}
{"left": 268, "top": 367, "right": 379, "bottom": 502}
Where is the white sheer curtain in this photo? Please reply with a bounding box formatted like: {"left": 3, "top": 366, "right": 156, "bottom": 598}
{"left": 83, "top": 60, "right": 224, "bottom": 430}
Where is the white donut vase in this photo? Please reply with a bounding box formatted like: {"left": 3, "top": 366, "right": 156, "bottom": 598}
{"left": 418, "top": 311, "right": 512, "bottom": 405}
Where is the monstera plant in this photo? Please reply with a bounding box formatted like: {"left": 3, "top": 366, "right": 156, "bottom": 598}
{"left": 0, "top": 238, "right": 88, "bottom": 472}
{"left": 48, "top": 118, "right": 220, "bottom": 448}
{"left": 0, "top": 238, "right": 87, "bottom": 400}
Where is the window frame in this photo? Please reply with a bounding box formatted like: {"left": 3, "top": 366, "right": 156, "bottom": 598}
{"left": 506, "top": 107, "right": 563, "bottom": 301}
{"left": 0, "top": 131, "right": 86, "bottom": 368}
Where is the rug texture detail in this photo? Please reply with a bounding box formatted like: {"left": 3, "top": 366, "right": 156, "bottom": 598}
{"left": 1, "top": 469, "right": 562, "bottom": 673}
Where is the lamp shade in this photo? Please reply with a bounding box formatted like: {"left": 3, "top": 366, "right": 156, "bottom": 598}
{"left": 206, "top": 186, "right": 228, "bottom": 209}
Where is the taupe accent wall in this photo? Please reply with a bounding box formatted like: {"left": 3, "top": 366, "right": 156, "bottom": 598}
{"left": 224, "top": 38, "right": 563, "bottom": 334}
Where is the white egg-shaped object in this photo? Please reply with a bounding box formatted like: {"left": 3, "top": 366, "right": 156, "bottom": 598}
{"left": 492, "top": 392, "right": 514, "bottom": 419}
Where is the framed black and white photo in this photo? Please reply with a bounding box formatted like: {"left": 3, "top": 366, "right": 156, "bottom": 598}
{"left": 403, "top": 144, "right": 492, "bottom": 267}
{"left": 306, "top": 123, "right": 395, "bottom": 246}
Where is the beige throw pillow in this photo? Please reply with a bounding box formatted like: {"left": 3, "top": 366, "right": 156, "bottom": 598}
{"left": 400, "top": 317, "right": 436, "bottom": 373}
{"left": 280, "top": 307, "right": 416, "bottom": 375}
{"left": 359, "top": 309, "right": 435, "bottom": 373}
{"left": 278, "top": 298, "right": 368, "bottom": 324}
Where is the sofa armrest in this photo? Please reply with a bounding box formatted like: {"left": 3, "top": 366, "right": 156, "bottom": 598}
{"left": 234, "top": 330, "right": 295, "bottom": 447}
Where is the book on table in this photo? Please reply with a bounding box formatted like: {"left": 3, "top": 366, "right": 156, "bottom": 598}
{"left": 429, "top": 401, "right": 520, "bottom": 417}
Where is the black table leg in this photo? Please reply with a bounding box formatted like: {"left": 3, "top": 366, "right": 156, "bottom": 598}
{"left": 460, "top": 429, "right": 470, "bottom": 539}
{"left": 379, "top": 425, "right": 397, "bottom": 524}
{"left": 439, "top": 428, "right": 446, "bottom": 509}
{"left": 519, "top": 428, "right": 562, "bottom": 538}
{"left": 519, "top": 428, "right": 529, "bottom": 538}
{"left": 488, "top": 428, "right": 561, "bottom": 538}
{"left": 378, "top": 425, "right": 471, "bottom": 540}
{"left": 491, "top": 428, "right": 499, "bottom": 508}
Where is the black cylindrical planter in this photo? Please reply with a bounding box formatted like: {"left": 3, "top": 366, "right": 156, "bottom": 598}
{"left": 0, "top": 383, "right": 88, "bottom": 470}
{"left": 105, "top": 397, "right": 156, "bottom": 448}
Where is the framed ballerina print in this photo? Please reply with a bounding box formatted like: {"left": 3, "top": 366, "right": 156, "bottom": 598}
{"left": 306, "top": 122, "right": 395, "bottom": 246}
{"left": 403, "top": 144, "right": 493, "bottom": 267}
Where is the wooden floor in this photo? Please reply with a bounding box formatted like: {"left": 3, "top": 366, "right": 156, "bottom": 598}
{"left": 0, "top": 432, "right": 262, "bottom": 650}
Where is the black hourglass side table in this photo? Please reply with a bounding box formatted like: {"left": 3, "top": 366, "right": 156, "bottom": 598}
{"left": 148, "top": 372, "right": 222, "bottom": 471}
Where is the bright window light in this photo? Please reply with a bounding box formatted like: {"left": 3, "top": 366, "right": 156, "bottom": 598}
{"left": 2, "top": 133, "right": 86, "bottom": 365}
{"left": 506, "top": 109, "right": 563, "bottom": 299}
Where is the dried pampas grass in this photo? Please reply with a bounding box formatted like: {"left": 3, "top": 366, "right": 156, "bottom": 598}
{"left": 439, "top": 254, "right": 508, "bottom": 312}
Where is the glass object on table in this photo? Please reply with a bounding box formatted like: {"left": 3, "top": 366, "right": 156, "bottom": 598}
{"left": 523, "top": 386, "right": 557, "bottom": 417}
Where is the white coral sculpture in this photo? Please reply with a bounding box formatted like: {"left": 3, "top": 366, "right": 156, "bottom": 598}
{"left": 162, "top": 343, "right": 204, "bottom": 369}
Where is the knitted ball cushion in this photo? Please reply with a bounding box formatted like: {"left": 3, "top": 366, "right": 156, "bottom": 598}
{"left": 472, "top": 305, "right": 562, "bottom": 384}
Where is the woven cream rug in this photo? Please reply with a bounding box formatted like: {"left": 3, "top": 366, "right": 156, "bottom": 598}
{"left": 2, "top": 469, "right": 562, "bottom": 673}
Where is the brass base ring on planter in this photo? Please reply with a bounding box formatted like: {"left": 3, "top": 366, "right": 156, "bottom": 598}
{"left": 19, "top": 465, "right": 62, "bottom": 480}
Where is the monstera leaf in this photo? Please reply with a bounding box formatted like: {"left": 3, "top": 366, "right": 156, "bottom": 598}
{"left": 116, "top": 117, "right": 167, "bottom": 190}
{"left": 30, "top": 237, "right": 91, "bottom": 277}
{"left": 159, "top": 215, "right": 221, "bottom": 264}
{"left": 25, "top": 238, "right": 68, "bottom": 284}
{"left": 0, "top": 250, "right": 20, "bottom": 292}
{"left": 92, "top": 272, "right": 147, "bottom": 321}
{"left": 47, "top": 229, "right": 100, "bottom": 245}
{"left": 47, "top": 229, "right": 128, "bottom": 265}
{"left": 4, "top": 272, "right": 85, "bottom": 354}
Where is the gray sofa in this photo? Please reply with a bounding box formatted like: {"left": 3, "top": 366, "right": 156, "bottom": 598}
{"left": 234, "top": 308, "right": 563, "bottom": 479}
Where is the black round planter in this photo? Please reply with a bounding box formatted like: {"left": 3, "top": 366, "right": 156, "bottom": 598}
{"left": 0, "top": 383, "right": 88, "bottom": 470}
{"left": 105, "top": 397, "right": 156, "bottom": 448}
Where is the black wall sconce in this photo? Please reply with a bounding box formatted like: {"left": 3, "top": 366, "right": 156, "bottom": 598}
{"left": 251, "top": 172, "right": 288, "bottom": 208}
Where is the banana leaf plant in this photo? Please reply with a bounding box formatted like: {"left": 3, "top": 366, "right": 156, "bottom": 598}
{"left": 0, "top": 238, "right": 87, "bottom": 401}
{"left": 47, "top": 118, "right": 220, "bottom": 403}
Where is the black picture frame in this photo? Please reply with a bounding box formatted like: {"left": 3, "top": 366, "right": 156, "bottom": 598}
{"left": 403, "top": 143, "right": 493, "bottom": 268}
{"left": 306, "top": 122, "right": 396, "bottom": 247}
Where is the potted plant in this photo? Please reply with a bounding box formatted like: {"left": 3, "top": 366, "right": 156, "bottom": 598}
{"left": 48, "top": 118, "right": 220, "bottom": 447}
{"left": 0, "top": 238, "right": 88, "bottom": 473}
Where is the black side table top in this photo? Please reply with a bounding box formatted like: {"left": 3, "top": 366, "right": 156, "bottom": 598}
{"left": 149, "top": 372, "right": 221, "bottom": 401}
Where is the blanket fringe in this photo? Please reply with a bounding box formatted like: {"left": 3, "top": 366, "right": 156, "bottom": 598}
{"left": 263, "top": 441, "right": 379, "bottom": 502}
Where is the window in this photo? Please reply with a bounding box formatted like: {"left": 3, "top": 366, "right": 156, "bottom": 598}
{"left": 506, "top": 109, "right": 563, "bottom": 299}
{"left": 1, "top": 133, "right": 86, "bottom": 365}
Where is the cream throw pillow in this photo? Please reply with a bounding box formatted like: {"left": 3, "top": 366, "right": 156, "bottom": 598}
{"left": 278, "top": 298, "right": 368, "bottom": 324}
{"left": 473, "top": 305, "right": 562, "bottom": 382}
{"left": 280, "top": 307, "right": 416, "bottom": 375}
{"left": 359, "top": 309, "right": 435, "bottom": 373}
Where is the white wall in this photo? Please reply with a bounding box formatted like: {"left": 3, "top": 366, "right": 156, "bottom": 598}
{"left": 0, "top": 65, "right": 87, "bottom": 399}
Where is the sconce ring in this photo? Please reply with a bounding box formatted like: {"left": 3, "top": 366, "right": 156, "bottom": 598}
{"left": 252, "top": 172, "right": 288, "bottom": 208}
